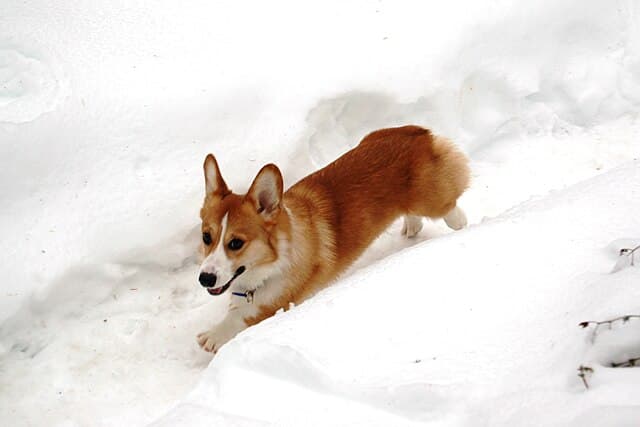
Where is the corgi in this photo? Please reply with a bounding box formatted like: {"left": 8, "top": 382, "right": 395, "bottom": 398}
{"left": 196, "top": 125, "right": 470, "bottom": 352}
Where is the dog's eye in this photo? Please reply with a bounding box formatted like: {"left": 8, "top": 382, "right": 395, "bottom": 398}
{"left": 202, "top": 232, "right": 212, "bottom": 246}
{"left": 228, "top": 238, "right": 244, "bottom": 251}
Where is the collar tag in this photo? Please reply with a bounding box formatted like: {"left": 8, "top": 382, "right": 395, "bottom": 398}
{"left": 245, "top": 290, "right": 254, "bottom": 303}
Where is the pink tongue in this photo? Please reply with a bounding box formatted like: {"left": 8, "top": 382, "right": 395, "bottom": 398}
{"left": 208, "top": 287, "right": 223, "bottom": 295}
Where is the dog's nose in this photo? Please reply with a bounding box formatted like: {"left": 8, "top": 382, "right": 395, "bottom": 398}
{"left": 199, "top": 272, "right": 217, "bottom": 288}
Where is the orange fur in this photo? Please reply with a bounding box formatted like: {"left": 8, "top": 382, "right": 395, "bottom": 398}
{"left": 197, "top": 125, "right": 470, "bottom": 351}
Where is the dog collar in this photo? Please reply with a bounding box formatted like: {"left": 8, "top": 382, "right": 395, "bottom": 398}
{"left": 232, "top": 290, "right": 255, "bottom": 303}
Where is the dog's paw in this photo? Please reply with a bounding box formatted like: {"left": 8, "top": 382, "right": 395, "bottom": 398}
{"left": 197, "top": 322, "right": 235, "bottom": 353}
{"left": 196, "top": 326, "right": 234, "bottom": 353}
{"left": 444, "top": 206, "right": 467, "bottom": 231}
{"left": 401, "top": 216, "right": 423, "bottom": 238}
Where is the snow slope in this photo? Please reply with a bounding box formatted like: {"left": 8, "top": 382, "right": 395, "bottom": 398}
{"left": 1, "top": 0, "right": 640, "bottom": 426}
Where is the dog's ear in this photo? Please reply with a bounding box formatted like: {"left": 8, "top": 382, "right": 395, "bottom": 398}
{"left": 246, "top": 164, "right": 283, "bottom": 221}
{"left": 203, "top": 154, "right": 230, "bottom": 197}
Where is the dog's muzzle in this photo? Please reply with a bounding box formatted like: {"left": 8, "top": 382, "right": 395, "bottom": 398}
{"left": 200, "top": 266, "right": 246, "bottom": 296}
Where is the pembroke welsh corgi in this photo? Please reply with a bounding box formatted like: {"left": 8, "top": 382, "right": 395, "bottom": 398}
{"left": 197, "top": 125, "right": 470, "bottom": 352}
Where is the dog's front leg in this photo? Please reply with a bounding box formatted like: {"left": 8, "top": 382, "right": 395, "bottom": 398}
{"left": 197, "top": 306, "right": 247, "bottom": 353}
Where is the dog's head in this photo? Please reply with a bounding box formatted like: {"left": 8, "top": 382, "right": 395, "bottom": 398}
{"left": 198, "top": 154, "right": 286, "bottom": 296}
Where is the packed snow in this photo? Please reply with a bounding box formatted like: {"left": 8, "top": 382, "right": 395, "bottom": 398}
{"left": 1, "top": 0, "right": 639, "bottom": 426}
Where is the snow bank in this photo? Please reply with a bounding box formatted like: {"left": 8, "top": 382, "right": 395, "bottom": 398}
{"left": 1, "top": 0, "right": 640, "bottom": 425}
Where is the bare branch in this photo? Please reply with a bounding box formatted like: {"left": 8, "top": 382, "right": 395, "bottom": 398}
{"left": 578, "top": 315, "right": 640, "bottom": 343}
{"left": 611, "top": 357, "right": 640, "bottom": 368}
{"left": 579, "top": 315, "right": 640, "bottom": 329}
{"left": 578, "top": 365, "right": 593, "bottom": 390}
{"left": 619, "top": 244, "right": 640, "bottom": 266}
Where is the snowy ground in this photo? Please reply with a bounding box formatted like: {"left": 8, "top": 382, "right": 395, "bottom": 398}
{"left": 1, "top": 0, "right": 640, "bottom": 426}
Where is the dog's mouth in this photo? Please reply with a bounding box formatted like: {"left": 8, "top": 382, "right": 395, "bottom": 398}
{"left": 206, "top": 266, "right": 246, "bottom": 296}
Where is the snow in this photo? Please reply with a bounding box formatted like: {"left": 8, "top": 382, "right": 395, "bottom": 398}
{"left": 1, "top": 0, "right": 639, "bottom": 426}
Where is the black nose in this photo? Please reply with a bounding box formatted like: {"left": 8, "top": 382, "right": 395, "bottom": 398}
{"left": 199, "top": 272, "right": 217, "bottom": 288}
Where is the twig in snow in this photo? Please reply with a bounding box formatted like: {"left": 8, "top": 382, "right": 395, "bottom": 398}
{"left": 619, "top": 245, "right": 640, "bottom": 266}
{"left": 579, "top": 315, "right": 640, "bottom": 342}
{"left": 579, "top": 315, "right": 640, "bottom": 329}
{"left": 611, "top": 357, "right": 640, "bottom": 368}
{"left": 577, "top": 365, "right": 593, "bottom": 390}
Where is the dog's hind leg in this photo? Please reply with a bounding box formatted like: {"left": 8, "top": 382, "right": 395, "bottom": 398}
{"left": 443, "top": 205, "right": 467, "bottom": 230}
{"left": 401, "top": 215, "right": 423, "bottom": 238}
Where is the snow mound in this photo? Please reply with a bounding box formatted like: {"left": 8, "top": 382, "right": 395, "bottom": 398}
{"left": 304, "top": 0, "right": 640, "bottom": 167}
{"left": 0, "top": 43, "right": 68, "bottom": 124}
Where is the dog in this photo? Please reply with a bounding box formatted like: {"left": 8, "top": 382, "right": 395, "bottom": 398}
{"left": 196, "top": 125, "right": 470, "bottom": 352}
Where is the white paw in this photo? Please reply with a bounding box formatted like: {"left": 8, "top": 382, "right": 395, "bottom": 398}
{"left": 197, "top": 327, "right": 233, "bottom": 353}
{"left": 402, "top": 216, "right": 423, "bottom": 238}
{"left": 444, "top": 206, "right": 467, "bottom": 231}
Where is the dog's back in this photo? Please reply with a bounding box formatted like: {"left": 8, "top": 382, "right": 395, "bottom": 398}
{"left": 286, "top": 125, "right": 470, "bottom": 274}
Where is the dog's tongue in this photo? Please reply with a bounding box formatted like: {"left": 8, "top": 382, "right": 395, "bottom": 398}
{"left": 207, "top": 286, "right": 226, "bottom": 296}
{"left": 205, "top": 267, "right": 244, "bottom": 297}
